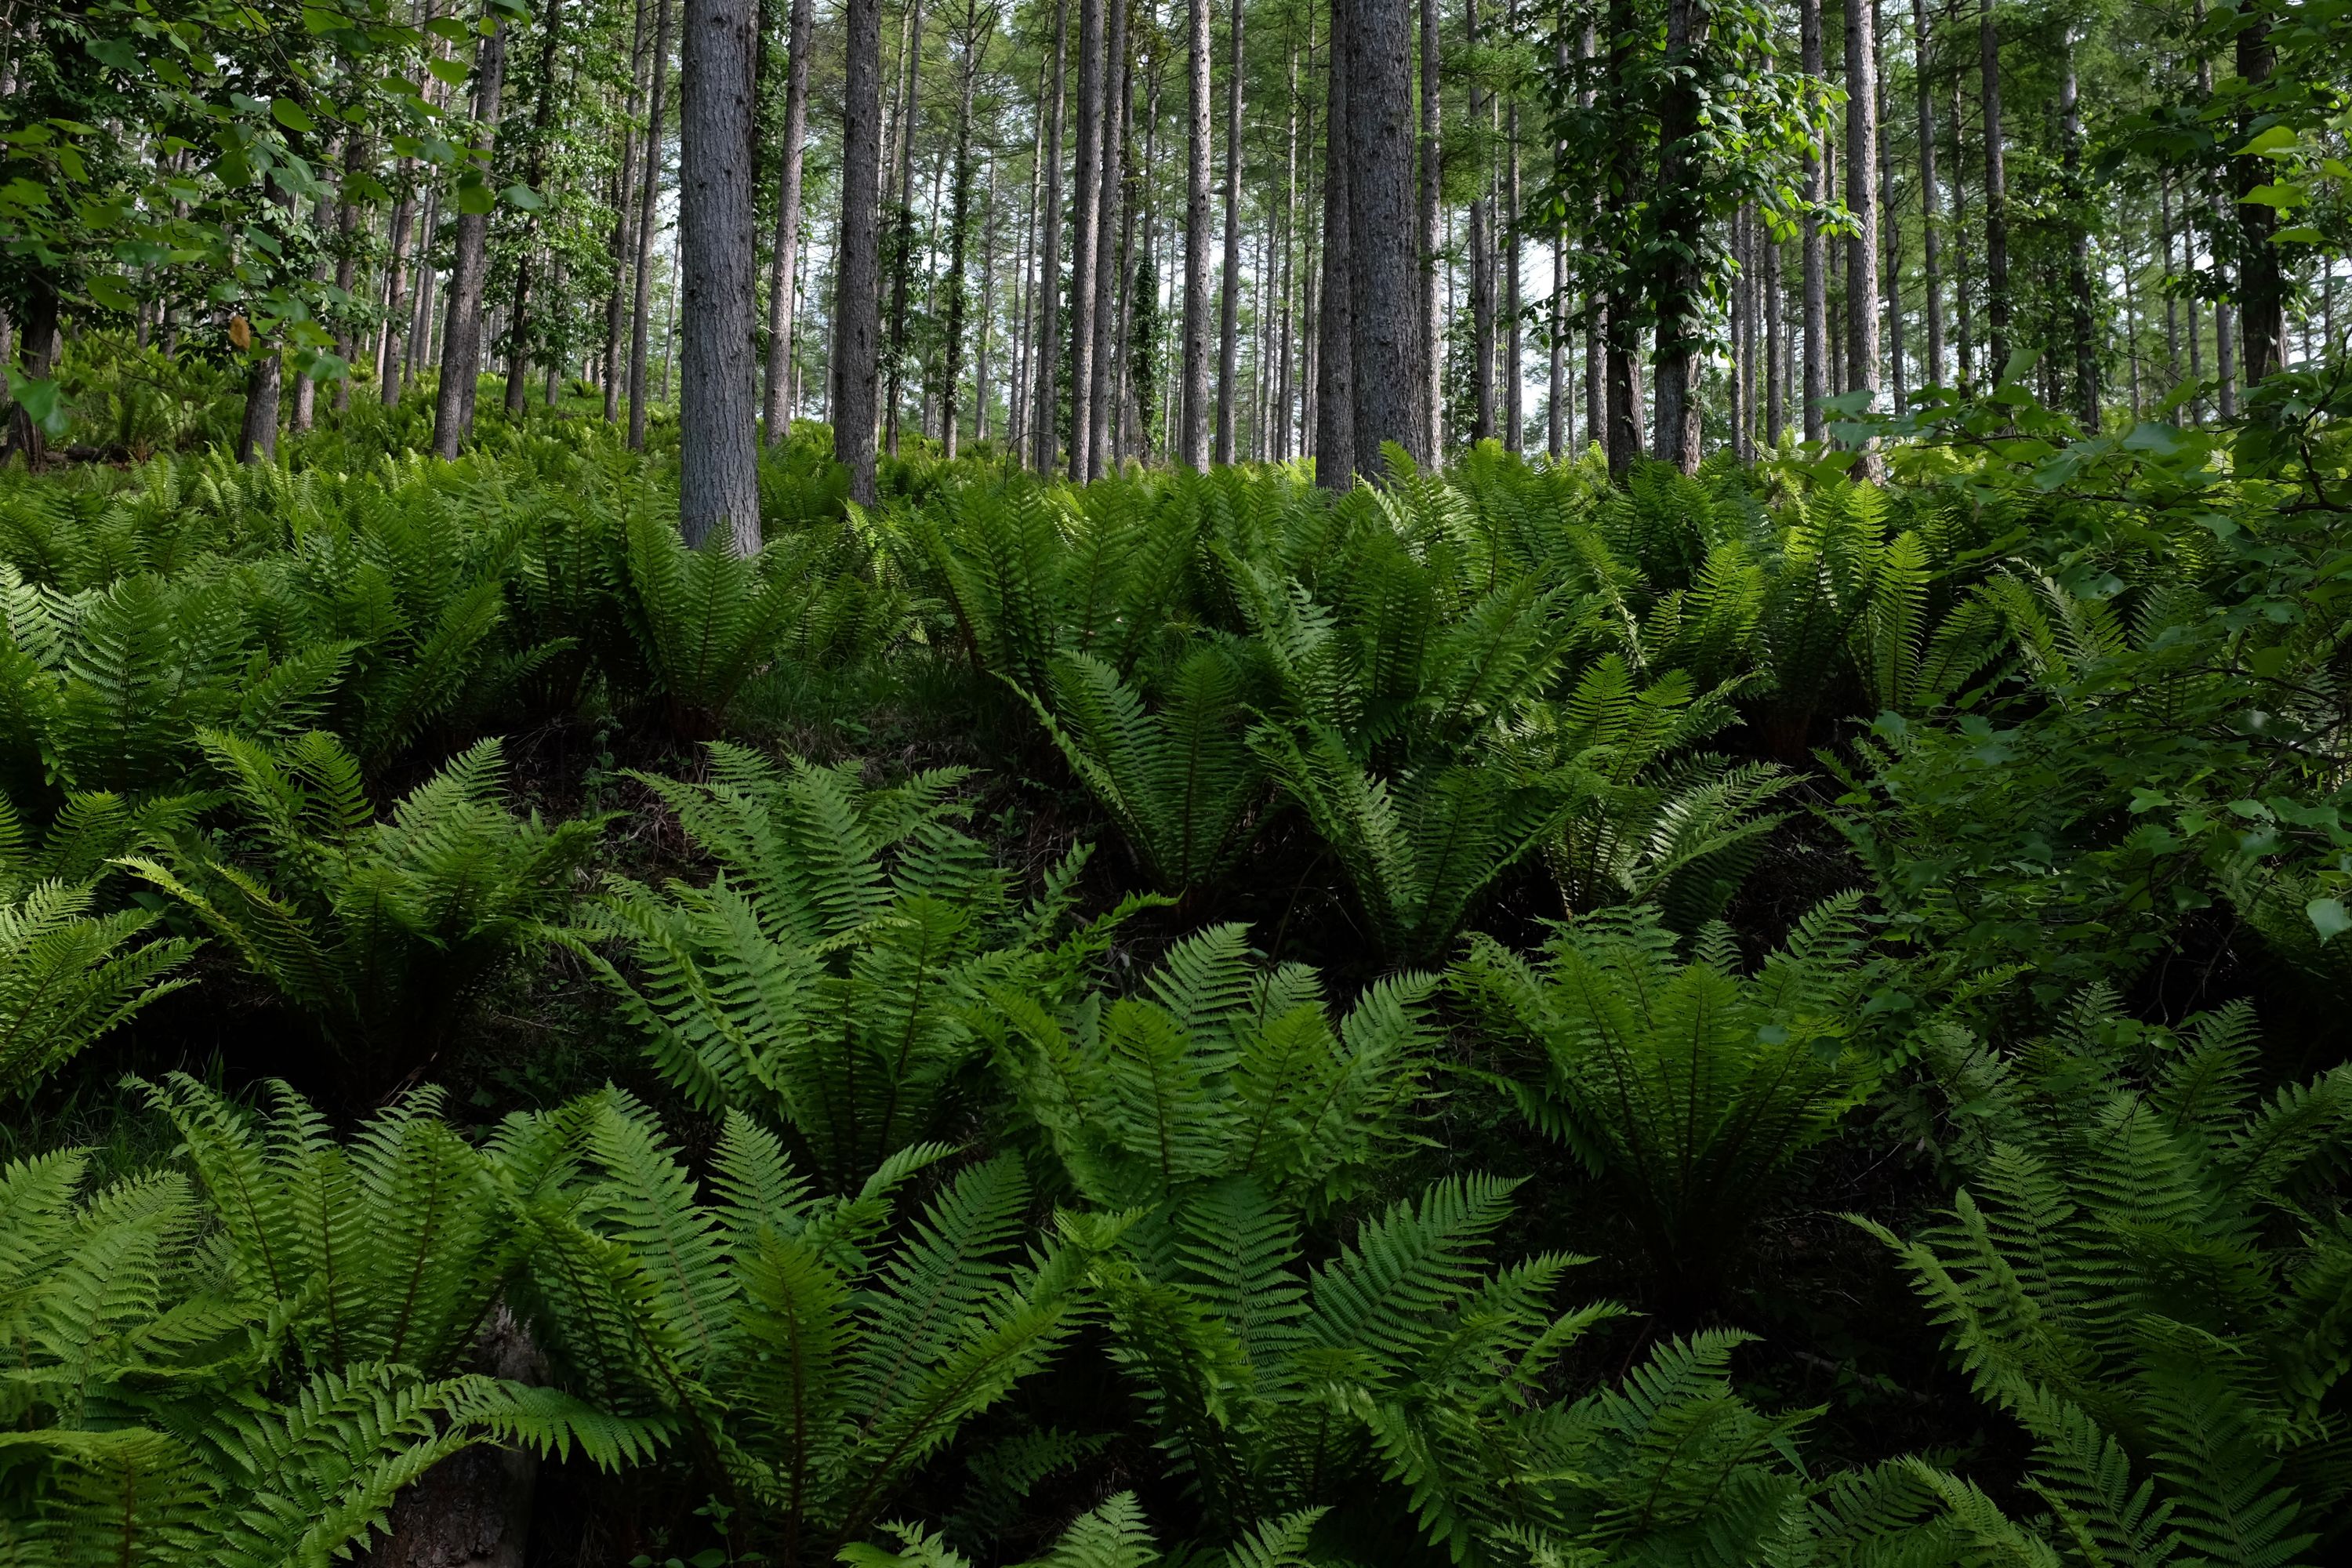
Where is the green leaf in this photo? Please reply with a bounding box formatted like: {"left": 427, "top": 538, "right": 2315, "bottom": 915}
{"left": 2304, "top": 898, "right": 2349, "bottom": 944}
{"left": 2236, "top": 124, "right": 2297, "bottom": 156}
{"left": 502, "top": 182, "right": 546, "bottom": 211}
{"left": 270, "top": 97, "right": 315, "bottom": 132}
{"left": 85, "top": 274, "right": 136, "bottom": 312}
{"left": 427, "top": 56, "right": 471, "bottom": 85}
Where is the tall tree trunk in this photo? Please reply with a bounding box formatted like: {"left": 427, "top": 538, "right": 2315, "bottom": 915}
{"left": 1844, "top": 0, "right": 1881, "bottom": 474}
{"left": 1466, "top": 0, "right": 1494, "bottom": 443}
{"left": 504, "top": 0, "right": 566, "bottom": 418}
{"left": 1911, "top": 0, "right": 1941, "bottom": 385}
{"left": 1275, "top": 34, "right": 1298, "bottom": 461}
{"left": 1089, "top": 0, "right": 1125, "bottom": 477}
{"left": 2160, "top": 175, "right": 2180, "bottom": 389}
{"left": 761, "top": 0, "right": 814, "bottom": 441}
{"left": 1799, "top": 0, "right": 1825, "bottom": 439}
{"left": 2060, "top": 27, "right": 2096, "bottom": 426}
{"left": 1876, "top": 2, "right": 1902, "bottom": 406}
{"left": 977, "top": 154, "right": 1000, "bottom": 442}
{"left": 380, "top": 166, "right": 419, "bottom": 407}
{"left": 884, "top": 0, "right": 925, "bottom": 455}
{"left": 1348, "top": 0, "right": 1424, "bottom": 472}
{"left": 1580, "top": 13, "right": 1602, "bottom": 452}
{"left": 239, "top": 350, "right": 283, "bottom": 466}
{"left": 331, "top": 131, "right": 366, "bottom": 414}
{"left": 1214, "top": 0, "right": 1243, "bottom": 463}
{"left": 604, "top": 0, "right": 650, "bottom": 421}
{"left": 432, "top": 14, "right": 508, "bottom": 460}
{"left": 1010, "top": 53, "right": 1047, "bottom": 456}
{"left": 941, "top": 10, "right": 987, "bottom": 460}
{"left": 1182, "top": 0, "right": 1214, "bottom": 467}
{"left": 1504, "top": 47, "right": 1523, "bottom": 455}
{"left": 1068, "top": 0, "right": 1102, "bottom": 477}
{"left": 1946, "top": 61, "right": 1972, "bottom": 385}
{"left": 1979, "top": 0, "right": 2009, "bottom": 376}
{"left": 2234, "top": 9, "right": 2281, "bottom": 386}
{"left": 1314, "top": 0, "right": 1352, "bottom": 487}
{"left": 1420, "top": 0, "right": 1442, "bottom": 456}
{"left": 834, "top": 0, "right": 885, "bottom": 502}
{"left": 629, "top": 0, "right": 675, "bottom": 448}
{"left": 1649, "top": 0, "right": 1708, "bottom": 473}
{"left": 1764, "top": 223, "right": 1784, "bottom": 441}
{"left": 679, "top": 0, "right": 760, "bottom": 552}
{"left": 1602, "top": 0, "right": 1641, "bottom": 475}
{"left": 1033, "top": 0, "right": 1069, "bottom": 470}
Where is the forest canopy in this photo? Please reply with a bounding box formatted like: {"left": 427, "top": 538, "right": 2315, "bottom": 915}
{"left": 1, "top": 0, "right": 2350, "bottom": 1563}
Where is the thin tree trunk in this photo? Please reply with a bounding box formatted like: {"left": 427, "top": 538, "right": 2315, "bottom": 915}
{"left": 1765, "top": 227, "right": 1784, "bottom": 442}
{"left": 1034, "top": 0, "right": 1069, "bottom": 470}
{"left": 941, "top": 7, "right": 988, "bottom": 460}
{"left": 1089, "top": 0, "right": 1125, "bottom": 477}
{"left": 1067, "top": 0, "right": 1102, "bottom": 479}
{"left": 1504, "top": 47, "right": 1523, "bottom": 456}
{"left": 884, "top": 0, "right": 925, "bottom": 454}
{"left": 432, "top": 14, "right": 508, "bottom": 459}
{"left": 976, "top": 153, "right": 999, "bottom": 444}
{"left": 1467, "top": 0, "right": 1493, "bottom": 442}
{"left": 604, "top": 0, "right": 650, "bottom": 421}
{"left": 331, "top": 130, "right": 366, "bottom": 414}
{"left": 1214, "top": 0, "right": 1243, "bottom": 463}
{"left": 1349, "top": 0, "right": 1424, "bottom": 472}
{"left": 1876, "top": 2, "right": 1902, "bottom": 407}
{"left": 380, "top": 167, "right": 419, "bottom": 406}
{"left": 2234, "top": 9, "right": 2281, "bottom": 385}
{"left": 2058, "top": 29, "right": 2094, "bottom": 426}
{"left": 1649, "top": 0, "right": 1708, "bottom": 473}
{"left": 504, "top": 0, "right": 566, "bottom": 418}
{"left": 2161, "top": 175, "right": 2180, "bottom": 390}
{"left": 1947, "top": 59, "right": 1973, "bottom": 385}
{"left": 760, "top": 0, "right": 814, "bottom": 441}
{"left": 1181, "top": 0, "right": 1214, "bottom": 467}
{"left": 1845, "top": 0, "right": 1881, "bottom": 474}
{"left": 1314, "top": 0, "right": 1352, "bottom": 487}
{"left": 1911, "top": 0, "right": 1941, "bottom": 385}
{"left": 833, "top": 0, "right": 885, "bottom": 501}
{"left": 1420, "top": 0, "right": 1442, "bottom": 456}
{"left": 1799, "top": 0, "right": 1826, "bottom": 439}
{"left": 1580, "top": 14, "right": 1602, "bottom": 452}
{"left": 629, "top": 0, "right": 675, "bottom": 448}
{"left": 1979, "top": 0, "right": 2009, "bottom": 376}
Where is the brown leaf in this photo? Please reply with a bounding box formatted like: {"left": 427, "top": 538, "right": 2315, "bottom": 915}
{"left": 228, "top": 314, "right": 251, "bottom": 350}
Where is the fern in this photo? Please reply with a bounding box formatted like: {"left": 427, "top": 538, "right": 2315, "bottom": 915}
{"left": 0, "top": 880, "right": 194, "bottom": 1099}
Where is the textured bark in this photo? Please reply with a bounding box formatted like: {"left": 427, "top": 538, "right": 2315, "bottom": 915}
{"left": 503, "top": 0, "right": 565, "bottom": 419}
{"left": 2060, "top": 29, "right": 2096, "bottom": 427}
{"left": 358, "top": 1310, "right": 543, "bottom": 1568}
{"left": 1068, "top": 0, "right": 1102, "bottom": 477}
{"left": 883, "top": 0, "right": 924, "bottom": 454}
{"left": 1911, "top": 0, "right": 1942, "bottom": 385}
{"left": 1876, "top": 4, "right": 1902, "bottom": 407}
{"left": 628, "top": 0, "right": 675, "bottom": 448}
{"left": 1033, "top": 0, "right": 1068, "bottom": 470}
{"left": 1313, "top": 0, "right": 1352, "bottom": 488}
{"left": 2234, "top": 10, "right": 2281, "bottom": 386}
{"left": 238, "top": 350, "right": 282, "bottom": 466}
{"left": 1845, "top": 0, "right": 1880, "bottom": 446}
{"left": 1798, "top": 0, "right": 1825, "bottom": 440}
{"left": 941, "top": 9, "right": 988, "bottom": 460}
{"left": 1764, "top": 228, "right": 1784, "bottom": 442}
{"left": 379, "top": 169, "right": 417, "bottom": 406}
{"left": 1420, "top": 0, "right": 1442, "bottom": 455}
{"left": 331, "top": 130, "right": 366, "bottom": 415}
{"left": 1579, "top": 16, "right": 1602, "bottom": 452}
{"left": 678, "top": 0, "right": 761, "bottom": 554}
{"left": 1649, "top": 0, "right": 1708, "bottom": 473}
{"left": 1466, "top": 0, "right": 1493, "bottom": 443}
{"left": 1214, "top": 0, "right": 1243, "bottom": 463}
{"left": 1346, "top": 0, "right": 1422, "bottom": 474}
{"left": 604, "top": 0, "right": 650, "bottom": 422}
{"left": 432, "top": 16, "right": 507, "bottom": 460}
{"left": 1946, "top": 64, "right": 1973, "bottom": 385}
{"left": 1504, "top": 67, "right": 1523, "bottom": 454}
{"left": 760, "top": 0, "right": 814, "bottom": 441}
{"left": 1088, "top": 0, "right": 1125, "bottom": 477}
{"left": 1181, "top": 0, "right": 1213, "bottom": 467}
{"left": 833, "top": 0, "right": 884, "bottom": 502}
{"left": 1979, "top": 0, "right": 2009, "bottom": 376}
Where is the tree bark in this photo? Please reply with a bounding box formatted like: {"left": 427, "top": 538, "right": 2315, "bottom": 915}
{"left": 1799, "top": 0, "right": 1826, "bottom": 440}
{"left": 1911, "top": 0, "right": 1941, "bottom": 385}
{"left": 1876, "top": 1, "right": 1901, "bottom": 407}
{"left": 1844, "top": 0, "right": 1881, "bottom": 475}
{"left": 381, "top": 165, "right": 419, "bottom": 407}
{"left": 1033, "top": 0, "right": 1069, "bottom": 470}
{"left": 678, "top": 0, "right": 761, "bottom": 552}
{"left": 1089, "top": 0, "right": 1126, "bottom": 477}
{"left": 629, "top": 0, "right": 675, "bottom": 448}
{"left": 2234, "top": 8, "right": 2281, "bottom": 386}
{"left": 432, "top": 14, "right": 507, "bottom": 460}
{"left": 2060, "top": 27, "right": 2095, "bottom": 427}
{"left": 1068, "top": 0, "right": 1102, "bottom": 477}
{"left": 1420, "top": 0, "right": 1442, "bottom": 456}
{"left": 760, "top": 0, "right": 814, "bottom": 441}
{"left": 1314, "top": 0, "right": 1352, "bottom": 488}
{"left": 1181, "top": 0, "right": 1214, "bottom": 467}
{"left": 1214, "top": 0, "right": 1243, "bottom": 463}
{"left": 941, "top": 6, "right": 989, "bottom": 460}
{"left": 1504, "top": 49, "right": 1523, "bottom": 455}
{"left": 1347, "top": 0, "right": 1423, "bottom": 474}
{"left": 1649, "top": 0, "right": 1708, "bottom": 473}
{"left": 604, "top": 0, "right": 650, "bottom": 422}
{"left": 1764, "top": 227, "right": 1784, "bottom": 442}
{"left": 883, "top": 0, "right": 924, "bottom": 455}
{"left": 1979, "top": 0, "right": 2009, "bottom": 377}
{"left": 833, "top": 0, "right": 885, "bottom": 502}
{"left": 238, "top": 351, "right": 282, "bottom": 466}
{"left": 331, "top": 130, "right": 366, "bottom": 414}
{"left": 504, "top": 0, "right": 566, "bottom": 418}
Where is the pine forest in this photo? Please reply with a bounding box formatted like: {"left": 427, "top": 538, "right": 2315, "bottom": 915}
{"left": 1, "top": 0, "right": 2350, "bottom": 1560}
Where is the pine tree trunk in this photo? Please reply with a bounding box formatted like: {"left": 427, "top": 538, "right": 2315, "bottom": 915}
{"left": 1420, "top": 0, "right": 1442, "bottom": 456}
{"left": 332, "top": 131, "right": 365, "bottom": 414}
{"left": 1504, "top": 63, "right": 1523, "bottom": 455}
{"left": 1947, "top": 62, "right": 1973, "bottom": 386}
{"left": 239, "top": 349, "right": 283, "bottom": 466}
{"left": 1875, "top": 1, "right": 1902, "bottom": 407}
{"left": 1033, "top": 0, "right": 1069, "bottom": 470}
{"left": 504, "top": 0, "right": 566, "bottom": 419}
{"left": 678, "top": 0, "right": 761, "bottom": 553}
{"left": 1314, "top": 0, "right": 1352, "bottom": 488}
{"left": 1181, "top": 0, "right": 1214, "bottom": 468}
{"left": 1798, "top": 0, "right": 1826, "bottom": 440}
{"left": 2234, "top": 11, "right": 2281, "bottom": 385}
{"left": 1068, "top": 0, "right": 1102, "bottom": 478}
{"left": 1911, "top": 0, "right": 1941, "bottom": 385}
{"left": 1214, "top": 0, "right": 1243, "bottom": 463}
{"left": 1979, "top": 0, "right": 2009, "bottom": 377}
{"left": 1844, "top": 0, "right": 1881, "bottom": 474}
{"left": 883, "top": 0, "right": 924, "bottom": 455}
{"left": 1648, "top": 0, "right": 1707, "bottom": 472}
{"left": 1089, "top": 0, "right": 1125, "bottom": 477}
{"left": 760, "top": 0, "right": 814, "bottom": 441}
{"left": 1348, "top": 0, "right": 1423, "bottom": 473}
{"left": 833, "top": 0, "right": 885, "bottom": 501}
{"left": 2060, "top": 28, "right": 2095, "bottom": 427}
{"left": 380, "top": 167, "right": 418, "bottom": 407}
{"left": 1764, "top": 228, "right": 1784, "bottom": 442}
{"left": 433, "top": 13, "right": 507, "bottom": 460}
{"left": 941, "top": 10, "right": 985, "bottom": 460}
{"left": 604, "top": 0, "right": 649, "bottom": 422}
{"left": 628, "top": 0, "right": 674, "bottom": 448}
{"left": 1580, "top": 14, "right": 1602, "bottom": 452}
{"left": 1602, "top": 0, "right": 1641, "bottom": 475}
